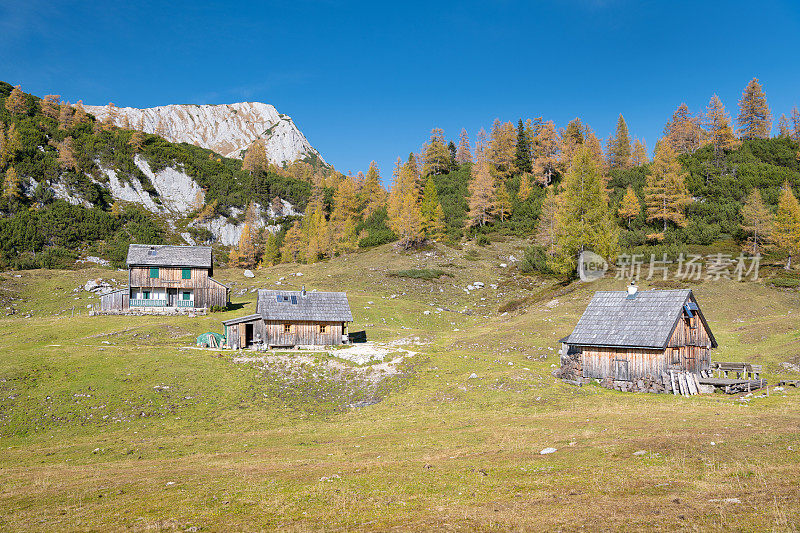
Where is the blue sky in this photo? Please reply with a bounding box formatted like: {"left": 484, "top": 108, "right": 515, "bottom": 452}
{"left": 2, "top": 0, "right": 798, "bottom": 181}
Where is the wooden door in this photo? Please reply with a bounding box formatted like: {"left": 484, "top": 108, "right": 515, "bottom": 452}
{"left": 682, "top": 346, "right": 698, "bottom": 373}
{"left": 614, "top": 359, "right": 629, "bottom": 381}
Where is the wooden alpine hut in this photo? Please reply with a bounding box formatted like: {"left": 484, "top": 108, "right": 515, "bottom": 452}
{"left": 99, "top": 244, "right": 229, "bottom": 313}
{"left": 559, "top": 283, "right": 717, "bottom": 383}
{"left": 223, "top": 287, "right": 353, "bottom": 349}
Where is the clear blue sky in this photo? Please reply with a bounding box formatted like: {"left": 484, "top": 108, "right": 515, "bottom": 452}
{"left": 2, "top": 0, "right": 798, "bottom": 181}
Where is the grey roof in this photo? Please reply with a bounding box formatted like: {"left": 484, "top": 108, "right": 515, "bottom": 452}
{"left": 222, "top": 314, "right": 262, "bottom": 326}
{"left": 256, "top": 289, "right": 353, "bottom": 322}
{"left": 126, "top": 244, "right": 212, "bottom": 268}
{"left": 565, "top": 289, "right": 716, "bottom": 349}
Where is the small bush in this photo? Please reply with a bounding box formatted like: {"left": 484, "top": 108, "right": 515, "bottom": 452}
{"left": 388, "top": 268, "right": 452, "bottom": 280}
{"left": 476, "top": 234, "right": 490, "bottom": 246}
{"left": 771, "top": 277, "right": 800, "bottom": 288}
{"left": 519, "top": 245, "right": 556, "bottom": 275}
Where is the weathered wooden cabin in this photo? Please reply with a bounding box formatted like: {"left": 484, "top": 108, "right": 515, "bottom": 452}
{"left": 99, "top": 244, "right": 229, "bottom": 313}
{"left": 559, "top": 285, "right": 717, "bottom": 383}
{"left": 223, "top": 288, "right": 353, "bottom": 349}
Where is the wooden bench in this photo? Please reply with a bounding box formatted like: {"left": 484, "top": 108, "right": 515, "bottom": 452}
{"left": 711, "top": 362, "right": 761, "bottom": 380}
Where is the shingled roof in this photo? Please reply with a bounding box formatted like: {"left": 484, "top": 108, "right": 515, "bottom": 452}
{"left": 255, "top": 289, "right": 353, "bottom": 322}
{"left": 126, "top": 244, "right": 212, "bottom": 268}
{"left": 564, "top": 289, "right": 716, "bottom": 349}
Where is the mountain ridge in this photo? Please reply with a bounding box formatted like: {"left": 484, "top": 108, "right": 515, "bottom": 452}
{"left": 82, "top": 101, "right": 324, "bottom": 165}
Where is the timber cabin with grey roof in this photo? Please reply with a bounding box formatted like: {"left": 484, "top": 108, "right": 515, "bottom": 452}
{"left": 223, "top": 288, "right": 353, "bottom": 348}
{"left": 559, "top": 286, "right": 717, "bottom": 382}
{"left": 99, "top": 245, "right": 229, "bottom": 313}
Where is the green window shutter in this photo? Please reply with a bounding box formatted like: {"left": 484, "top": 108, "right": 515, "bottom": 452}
{"left": 182, "top": 292, "right": 190, "bottom": 301}
{"left": 149, "top": 267, "right": 159, "bottom": 278}
{"left": 182, "top": 268, "right": 191, "bottom": 279}
{"left": 143, "top": 291, "right": 150, "bottom": 300}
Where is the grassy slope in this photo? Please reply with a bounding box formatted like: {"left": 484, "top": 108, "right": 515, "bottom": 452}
{"left": 1, "top": 240, "right": 799, "bottom": 531}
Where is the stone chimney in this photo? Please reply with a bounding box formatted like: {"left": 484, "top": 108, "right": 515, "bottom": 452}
{"left": 626, "top": 280, "right": 638, "bottom": 299}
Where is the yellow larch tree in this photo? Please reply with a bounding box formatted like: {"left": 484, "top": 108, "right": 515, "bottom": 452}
{"left": 455, "top": 128, "right": 472, "bottom": 164}
{"left": 736, "top": 78, "right": 772, "bottom": 140}
{"left": 488, "top": 119, "right": 517, "bottom": 181}
{"left": 531, "top": 120, "right": 560, "bottom": 185}
{"left": 618, "top": 185, "right": 642, "bottom": 228}
{"left": 57, "top": 137, "right": 79, "bottom": 171}
{"left": 4, "top": 86, "right": 28, "bottom": 115}
{"left": 631, "top": 139, "right": 648, "bottom": 166}
{"left": 740, "top": 188, "right": 774, "bottom": 255}
{"left": 644, "top": 143, "right": 692, "bottom": 233}
{"left": 360, "top": 160, "right": 386, "bottom": 218}
{"left": 663, "top": 103, "right": 702, "bottom": 154}
{"left": 518, "top": 172, "right": 533, "bottom": 201}
{"left": 3, "top": 166, "right": 21, "bottom": 201}
{"left": 535, "top": 186, "right": 561, "bottom": 255}
{"left": 422, "top": 128, "right": 450, "bottom": 176}
{"left": 40, "top": 95, "right": 61, "bottom": 119}
{"left": 494, "top": 182, "right": 512, "bottom": 222}
{"left": 704, "top": 94, "right": 739, "bottom": 157}
{"left": 304, "top": 189, "right": 332, "bottom": 261}
{"left": 242, "top": 140, "right": 268, "bottom": 175}
{"left": 58, "top": 103, "right": 74, "bottom": 130}
{"left": 387, "top": 157, "right": 423, "bottom": 248}
{"left": 466, "top": 140, "right": 495, "bottom": 228}
{"left": 280, "top": 221, "right": 305, "bottom": 263}
{"left": 331, "top": 176, "right": 360, "bottom": 254}
{"left": 774, "top": 182, "right": 800, "bottom": 269}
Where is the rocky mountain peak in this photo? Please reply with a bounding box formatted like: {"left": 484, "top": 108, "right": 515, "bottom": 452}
{"left": 82, "top": 101, "right": 324, "bottom": 165}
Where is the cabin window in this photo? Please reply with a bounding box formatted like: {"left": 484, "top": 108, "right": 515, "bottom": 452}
{"left": 149, "top": 267, "right": 159, "bottom": 278}
{"left": 277, "top": 295, "right": 291, "bottom": 303}
{"left": 291, "top": 295, "right": 298, "bottom": 305}
{"left": 143, "top": 290, "right": 151, "bottom": 300}
{"left": 283, "top": 324, "right": 291, "bottom": 333}
{"left": 671, "top": 348, "right": 680, "bottom": 364}
{"left": 182, "top": 268, "right": 191, "bottom": 280}
{"left": 182, "top": 291, "right": 191, "bottom": 301}
{"left": 319, "top": 324, "right": 327, "bottom": 333}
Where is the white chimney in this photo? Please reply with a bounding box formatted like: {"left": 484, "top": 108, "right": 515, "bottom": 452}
{"left": 627, "top": 280, "right": 638, "bottom": 298}
{"left": 301, "top": 285, "right": 307, "bottom": 297}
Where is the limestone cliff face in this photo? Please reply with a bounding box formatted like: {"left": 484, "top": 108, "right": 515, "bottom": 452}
{"left": 82, "top": 101, "right": 323, "bottom": 165}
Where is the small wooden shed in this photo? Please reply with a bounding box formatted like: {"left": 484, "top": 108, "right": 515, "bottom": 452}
{"left": 559, "top": 285, "right": 717, "bottom": 383}
{"left": 223, "top": 288, "right": 353, "bottom": 349}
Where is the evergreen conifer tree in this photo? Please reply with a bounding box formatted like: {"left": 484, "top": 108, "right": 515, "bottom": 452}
{"left": 606, "top": 114, "right": 632, "bottom": 169}
{"left": 514, "top": 119, "right": 532, "bottom": 173}
{"left": 551, "top": 145, "right": 619, "bottom": 275}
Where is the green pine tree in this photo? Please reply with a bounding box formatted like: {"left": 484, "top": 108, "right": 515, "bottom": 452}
{"left": 514, "top": 119, "right": 532, "bottom": 173}
{"left": 550, "top": 145, "right": 619, "bottom": 275}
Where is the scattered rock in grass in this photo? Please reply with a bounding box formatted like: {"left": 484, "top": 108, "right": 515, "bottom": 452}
{"left": 780, "top": 362, "right": 800, "bottom": 373}
{"left": 243, "top": 270, "right": 255, "bottom": 278}
{"left": 540, "top": 447, "right": 557, "bottom": 455}
{"left": 545, "top": 299, "right": 559, "bottom": 308}
{"left": 84, "top": 279, "right": 114, "bottom": 295}
{"left": 709, "top": 498, "right": 741, "bottom": 504}
{"left": 633, "top": 450, "right": 647, "bottom": 456}
{"left": 469, "top": 373, "right": 478, "bottom": 379}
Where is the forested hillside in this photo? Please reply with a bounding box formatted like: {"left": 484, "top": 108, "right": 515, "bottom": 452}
{"left": 0, "top": 82, "right": 336, "bottom": 268}
{"left": 2, "top": 79, "right": 800, "bottom": 277}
